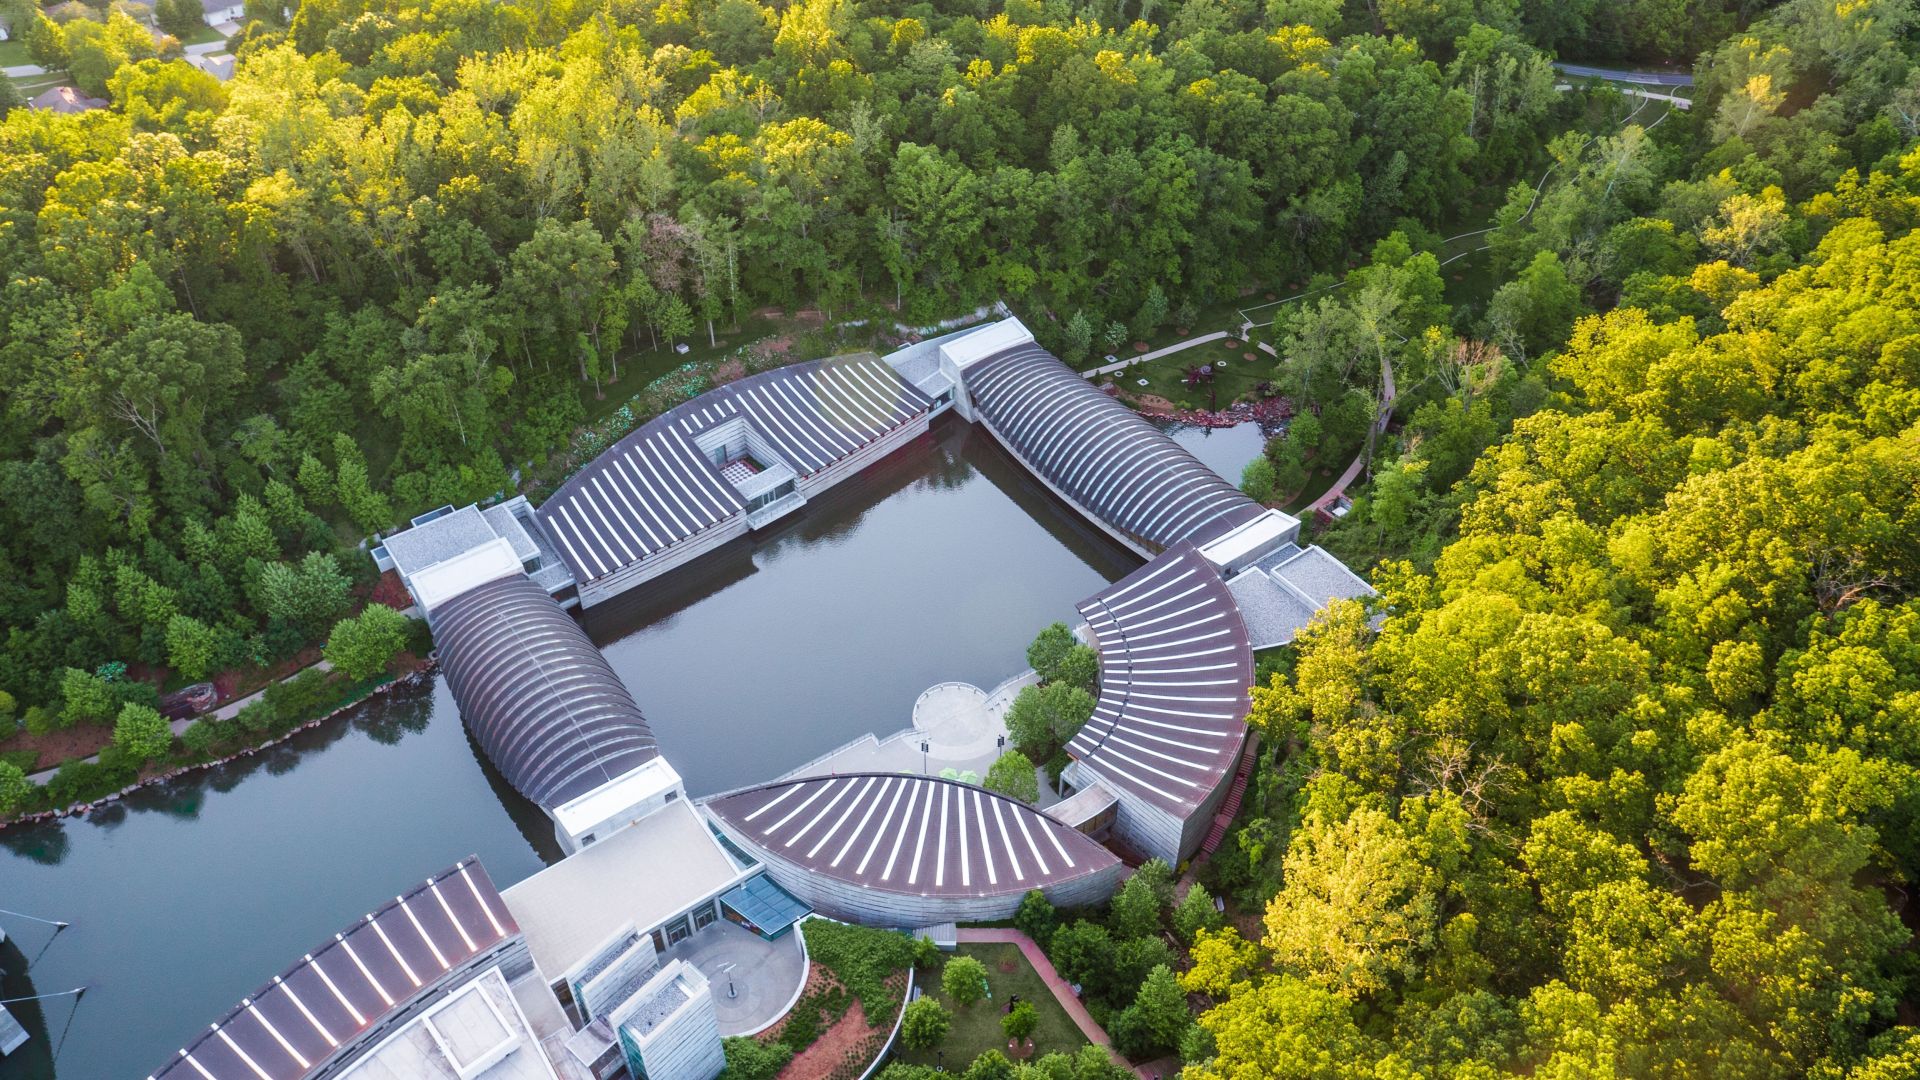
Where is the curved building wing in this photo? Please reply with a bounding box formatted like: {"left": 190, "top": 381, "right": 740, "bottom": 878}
{"left": 150, "top": 858, "right": 518, "bottom": 1080}
{"left": 705, "top": 774, "right": 1122, "bottom": 923}
{"left": 962, "top": 344, "right": 1266, "bottom": 552}
{"left": 539, "top": 355, "right": 932, "bottom": 588}
{"left": 433, "top": 573, "right": 658, "bottom": 807}
{"left": 1066, "top": 542, "right": 1253, "bottom": 860}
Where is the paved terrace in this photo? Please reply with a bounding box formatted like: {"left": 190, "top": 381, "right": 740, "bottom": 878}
{"left": 538, "top": 355, "right": 931, "bottom": 587}
{"left": 433, "top": 574, "right": 658, "bottom": 808}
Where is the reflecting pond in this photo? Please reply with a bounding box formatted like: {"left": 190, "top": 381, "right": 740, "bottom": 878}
{"left": 0, "top": 416, "right": 1138, "bottom": 1079}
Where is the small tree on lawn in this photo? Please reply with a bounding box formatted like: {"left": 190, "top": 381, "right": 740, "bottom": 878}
{"left": 901, "top": 997, "right": 952, "bottom": 1050}
{"left": 113, "top": 702, "right": 174, "bottom": 764}
{"left": 1002, "top": 1000, "right": 1038, "bottom": 1046}
{"left": 942, "top": 955, "right": 990, "bottom": 1007}
{"left": 324, "top": 604, "right": 412, "bottom": 680}
{"left": 985, "top": 750, "right": 1039, "bottom": 803}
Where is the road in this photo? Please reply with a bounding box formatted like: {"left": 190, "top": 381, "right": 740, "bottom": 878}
{"left": 1553, "top": 62, "right": 1694, "bottom": 87}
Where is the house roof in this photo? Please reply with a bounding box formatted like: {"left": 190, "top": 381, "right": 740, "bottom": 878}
{"left": 149, "top": 858, "right": 518, "bottom": 1080}
{"left": 962, "top": 344, "right": 1265, "bottom": 552}
{"left": 705, "top": 773, "right": 1119, "bottom": 900}
{"left": 432, "top": 574, "right": 657, "bottom": 808}
{"left": 537, "top": 355, "right": 930, "bottom": 585}
{"left": 1067, "top": 542, "right": 1253, "bottom": 816}
{"left": 29, "top": 86, "right": 108, "bottom": 113}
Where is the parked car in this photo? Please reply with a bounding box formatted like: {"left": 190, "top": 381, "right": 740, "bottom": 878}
{"left": 159, "top": 682, "right": 218, "bottom": 721}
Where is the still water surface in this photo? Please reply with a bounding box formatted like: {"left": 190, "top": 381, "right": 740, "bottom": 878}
{"left": 0, "top": 418, "right": 1263, "bottom": 1080}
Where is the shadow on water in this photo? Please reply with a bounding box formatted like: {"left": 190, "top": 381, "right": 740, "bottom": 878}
{"left": 0, "top": 932, "right": 56, "bottom": 1080}
{"left": 461, "top": 721, "right": 571, "bottom": 868}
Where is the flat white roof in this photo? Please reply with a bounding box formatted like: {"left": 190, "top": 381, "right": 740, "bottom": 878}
{"left": 552, "top": 756, "right": 684, "bottom": 836}
{"left": 501, "top": 799, "right": 746, "bottom": 981}
{"left": 411, "top": 538, "right": 524, "bottom": 611}
{"left": 1197, "top": 509, "right": 1300, "bottom": 570}
{"left": 939, "top": 317, "right": 1035, "bottom": 371}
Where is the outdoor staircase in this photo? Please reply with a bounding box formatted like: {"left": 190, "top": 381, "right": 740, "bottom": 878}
{"left": 1200, "top": 745, "right": 1259, "bottom": 856}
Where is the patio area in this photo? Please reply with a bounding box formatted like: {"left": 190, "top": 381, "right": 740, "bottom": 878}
{"left": 658, "top": 921, "right": 808, "bottom": 1036}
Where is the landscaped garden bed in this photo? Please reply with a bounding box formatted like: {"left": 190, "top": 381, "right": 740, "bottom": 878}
{"left": 720, "top": 920, "right": 922, "bottom": 1080}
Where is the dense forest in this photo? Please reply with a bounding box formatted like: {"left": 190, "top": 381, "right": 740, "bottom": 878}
{"left": 4, "top": 0, "right": 1920, "bottom": 1071}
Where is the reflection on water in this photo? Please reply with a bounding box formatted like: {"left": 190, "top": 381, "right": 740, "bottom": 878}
{"left": 1157, "top": 421, "right": 1268, "bottom": 487}
{"left": 584, "top": 417, "right": 1136, "bottom": 796}
{"left": 0, "top": 415, "right": 1144, "bottom": 1079}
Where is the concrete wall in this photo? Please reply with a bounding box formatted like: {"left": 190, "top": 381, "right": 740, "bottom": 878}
{"left": 620, "top": 963, "right": 726, "bottom": 1080}
{"left": 1064, "top": 730, "right": 1246, "bottom": 868}
{"left": 576, "top": 514, "right": 752, "bottom": 609}
{"left": 737, "top": 836, "right": 1122, "bottom": 928}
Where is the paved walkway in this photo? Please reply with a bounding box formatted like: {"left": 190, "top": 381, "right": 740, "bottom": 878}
{"left": 955, "top": 927, "right": 1162, "bottom": 1078}
{"left": 777, "top": 670, "right": 1050, "bottom": 800}
{"left": 1083, "top": 332, "right": 1230, "bottom": 379}
{"left": 3, "top": 64, "right": 48, "bottom": 79}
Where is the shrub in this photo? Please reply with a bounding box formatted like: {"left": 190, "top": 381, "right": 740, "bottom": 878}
{"left": 802, "top": 920, "right": 917, "bottom": 1014}
{"left": 1056, "top": 645, "right": 1099, "bottom": 693}
{"left": 1048, "top": 921, "right": 1115, "bottom": 998}
{"left": 323, "top": 604, "right": 411, "bottom": 680}
{"left": 235, "top": 698, "right": 276, "bottom": 735}
{"left": 718, "top": 1036, "right": 791, "bottom": 1080}
{"left": 0, "top": 762, "right": 34, "bottom": 815}
{"left": 1026, "top": 622, "right": 1078, "bottom": 683}
{"left": 941, "top": 955, "right": 990, "bottom": 1007}
{"left": 900, "top": 997, "right": 951, "bottom": 1050}
{"left": 1173, "top": 883, "right": 1223, "bottom": 944}
{"left": 778, "top": 1001, "right": 820, "bottom": 1051}
{"left": 1108, "top": 966, "right": 1190, "bottom": 1060}
{"left": 1109, "top": 872, "right": 1162, "bottom": 941}
{"left": 180, "top": 719, "right": 222, "bottom": 757}
{"left": 1240, "top": 455, "right": 1277, "bottom": 503}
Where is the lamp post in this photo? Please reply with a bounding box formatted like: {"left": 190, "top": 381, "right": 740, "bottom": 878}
{"left": 921, "top": 741, "right": 929, "bottom": 775}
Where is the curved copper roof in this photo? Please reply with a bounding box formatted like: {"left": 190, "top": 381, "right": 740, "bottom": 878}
{"left": 963, "top": 344, "right": 1266, "bottom": 551}
{"left": 1067, "top": 542, "right": 1253, "bottom": 814}
{"left": 150, "top": 858, "right": 516, "bottom": 1080}
{"left": 705, "top": 774, "right": 1119, "bottom": 898}
{"left": 539, "top": 355, "right": 931, "bottom": 584}
{"left": 434, "top": 574, "right": 658, "bottom": 808}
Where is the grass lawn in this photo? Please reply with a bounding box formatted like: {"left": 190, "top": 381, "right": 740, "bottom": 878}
{"left": 895, "top": 944, "right": 1088, "bottom": 1068}
{"left": 179, "top": 23, "right": 227, "bottom": 45}
{"left": 0, "top": 39, "right": 35, "bottom": 67}
{"left": 1101, "top": 336, "right": 1278, "bottom": 411}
